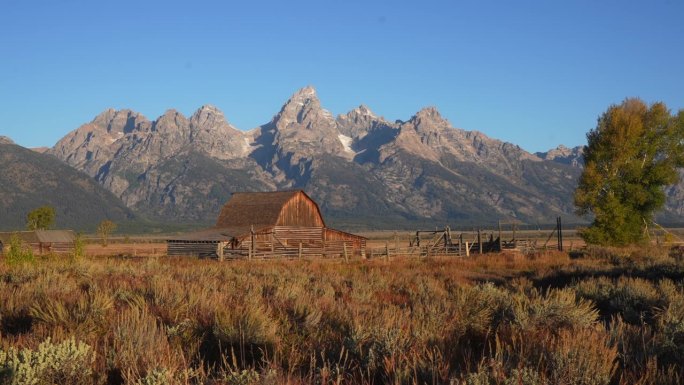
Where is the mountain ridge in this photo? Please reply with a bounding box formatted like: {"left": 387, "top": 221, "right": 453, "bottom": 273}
{"left": 0, "top": 142, "right": 137, "bottom": 231}
{"left": 41, "top": 86, "right": 684, "bottom": 228}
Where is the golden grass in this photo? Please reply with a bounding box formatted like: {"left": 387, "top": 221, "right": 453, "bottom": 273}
{"left": 0, "top": 248, "right": 682, "bottom": 384}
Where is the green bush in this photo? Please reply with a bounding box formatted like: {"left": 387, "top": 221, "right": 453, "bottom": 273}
{"left": 4, "top": 234, "right": 34, "bottom": 267}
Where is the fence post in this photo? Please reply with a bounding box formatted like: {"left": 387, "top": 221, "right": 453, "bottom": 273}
{"left": 343, "top": 243, "right": 349, "bottom": 262}
{"left": 298, "top": 242, "right": 303, "bottom": 258}
{"left": 498, "top": 221, "right": 502, "bottom": 252}
{"left": 465, "top": 241, "right": 470, "bottom": 257}
{"left": 217, "top": 242, "right": 224, "bottom": 262}
{"left": 394, "top": 231, "right": 399, "bottom": 255}
{"left": 385, "top": 241, "right": 389, "bottom": 261}
{"left": 560, "top": 217, "right": 563, "bottom": 251}
{"left": 478, "top": 228, "right": 483, "bottom": 254}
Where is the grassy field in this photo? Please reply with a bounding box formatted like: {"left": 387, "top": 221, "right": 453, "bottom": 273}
{"left": 1, "top": 247, "right": 684, "bottom": 384}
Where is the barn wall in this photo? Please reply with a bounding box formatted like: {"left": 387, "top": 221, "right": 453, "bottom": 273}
{"left": 168, "top": 241, "right": 219, "bottom": 257}
{"left": 237, "top": 226, "right": 325, "bottom": 257}
{"left": 276, "top": 192, "right": 325, "bottom": 227}
{"left": 37, "top": 242, "right": 74, "bottom": 255}
{"left": 324, "top": 228, "right": 366, "bottom": 257}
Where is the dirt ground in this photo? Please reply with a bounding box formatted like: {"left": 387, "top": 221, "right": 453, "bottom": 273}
{"left": 85, "top": 242, "right": 167, "bottom": 257}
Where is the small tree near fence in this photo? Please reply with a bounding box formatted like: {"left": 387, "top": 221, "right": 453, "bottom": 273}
{"left": 97, "top": 220, "right": 117, "bottom": 247}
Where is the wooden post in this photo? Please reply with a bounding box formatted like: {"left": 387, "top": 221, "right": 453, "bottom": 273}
{"left": 249, "top": 225, "right": 255, "bottom": 260}
{"left": 498, "top": 221, "right": 503, "bottom": 252}
{"left": 465, "top": 241, "right": 470, "bottom": 257}
{"left": 477, "top": 228, "right": 482, "bottom": 254}
{"left": 559, "top": 217, "right": 563, "bottom": 252}
{"left": 298, "top": 242, "right": 303, "bottom": 258}
{"left": 343, "top": 242, "right": 349, "bottom": 262}
{"left": 458, "top": 234, "right": 463, "bottom": 256}
{"left": 217, "top": 242, "right": 225, "bottom": 262}
{"left": 513, "top": 223, "right": 517, "bottom": 243}
{"left": 385, "top": 241, "right": 389, "bottom": 260}
{"left": 394, "top": 231, "right": 398, "bottom": 255}
{"left": 270, "top": 232, "right": 274, "bottom": 257}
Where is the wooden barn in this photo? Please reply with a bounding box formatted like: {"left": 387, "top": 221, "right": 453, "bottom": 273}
{"left": 0, "top": 230, "right": 76, "bottom": 256}
{"left": 168, "top": 191, "right": 366, "bottom": 259}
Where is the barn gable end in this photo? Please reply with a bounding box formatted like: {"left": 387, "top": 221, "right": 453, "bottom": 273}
{"left": 276, "top": 191, "right": 324, "bottom": 227}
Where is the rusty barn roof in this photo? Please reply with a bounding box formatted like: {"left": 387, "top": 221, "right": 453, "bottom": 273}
{"left": 0, "top": 230, "right": 75, "bottom": 244}
{"left": 215, "top": 190, "right": 324, "bottom": 229}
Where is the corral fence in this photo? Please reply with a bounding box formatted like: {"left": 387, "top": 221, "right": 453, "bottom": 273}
{"left": 365, "top": 217, "right": 570, "bottom": 259}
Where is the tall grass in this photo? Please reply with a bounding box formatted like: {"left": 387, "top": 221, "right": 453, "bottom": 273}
{"left": 0, "top": 249, "right": 682, "bottom": 384}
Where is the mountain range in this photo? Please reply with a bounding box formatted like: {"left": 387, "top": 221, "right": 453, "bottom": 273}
{"left": 0, "top": 141, "right": 135, "bottom": 230}
{"left": 3, "top": 86, "right": 684, "bottom": 231}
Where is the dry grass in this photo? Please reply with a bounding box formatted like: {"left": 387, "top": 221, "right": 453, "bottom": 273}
{"left": 0, "top": 248, "right": 682, "bottom": 384}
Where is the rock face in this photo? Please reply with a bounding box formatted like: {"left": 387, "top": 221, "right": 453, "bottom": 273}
{"left": 0, "top": 142, "right": 135, "bottom": 230}
{"left": 0, "top": 136, "right": 14, "bottom": 145}
{"left": 47, "top": 85, "right": 683, "bottom": 228}
{"left": 49, "top": 106, "right": 273, "bottom": 223}
{"left": 536, "top": 145, "right": 584, "bottom": 167}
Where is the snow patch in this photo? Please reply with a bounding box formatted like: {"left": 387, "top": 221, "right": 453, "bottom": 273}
{"left": 338, "top": 134, "right": 355, "bottom": 154}
{"left": 108, "top": 132, "right": 124, "bottom": 144}
{"left": 242, "top": 137, "right": 252, "bottom": 154}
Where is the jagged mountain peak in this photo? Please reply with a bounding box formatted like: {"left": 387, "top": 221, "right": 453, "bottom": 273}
{"left": 411, "top": 106, "right": 448, "bottom": 124}
{"left": 282, "top": 86, "right": 319, "bottom": 109}
{"left": 0, "top": 136, "right": 14, "bottom": 145}
{"left": 190, "top": 104, "right": 237, "bottom": 132}
{"left": 92, "top": 108, "right": 117, "bottom": 124}
{"left": 354, "top": 104, "right": 375, "bottom": 116}
{"left": 293, "top": 85, "right": 317, "bottom": 99}
{"left": 89, "top": 108, "right": 145, "bottom": 134}
{"left": 401, "top": 106, "right": 453, "bottom": 140}
{"left": 337, "top": 104, "right": 392, "bottom": 139}
{"left": 272, "top": 85, "right": 335, "bottom": 130}
{"left": 154, "top": 109, "right": 188, "bottom": 129}
{"left": 160, "top": 108, "right": 185, "bottom": 118}
{"left": 536, "top": 144, "right": 585, "bottom": 167}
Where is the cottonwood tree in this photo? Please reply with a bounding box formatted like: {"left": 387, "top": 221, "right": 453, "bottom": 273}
{"left": 26, "top": 206, "right": 56, "bottom": 230}
{"left": 574, "top": 98, "right": 684, "bottom": 246}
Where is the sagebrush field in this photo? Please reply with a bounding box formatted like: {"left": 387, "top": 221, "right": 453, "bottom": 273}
{"left": 1, "top": 248, "right": 684, "bottom": 384}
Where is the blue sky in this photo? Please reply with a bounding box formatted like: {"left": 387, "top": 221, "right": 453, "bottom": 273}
{"left": 1, "top": 0, "right": 682, "bottom": 152}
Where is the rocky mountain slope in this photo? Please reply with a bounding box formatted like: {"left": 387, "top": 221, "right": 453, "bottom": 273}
{"left": 46, "top": 86, "right": 682, "bottom": 228}
{"left": 49, "top": 106, "right": 274, "bottom": 223}
{"left": 0, "top": 141, "right": 136, "bottom": 230}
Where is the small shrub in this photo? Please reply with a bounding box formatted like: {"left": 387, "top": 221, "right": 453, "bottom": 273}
{"left": 0, "top": 337, "right": 94, "bottom": 385}
{"left": 510, "top": 288, "right": 599, "bottom": 332}
{"left": 4, "top": 234, "right": 35, "bottom": 267}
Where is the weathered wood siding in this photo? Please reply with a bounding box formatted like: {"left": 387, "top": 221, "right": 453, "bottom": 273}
{"left": 276, "top": 191, "right": 325, "bottom": 227}
{"left": 168, "top": 240, "right": 219, "bottom": 257}
{"left": 237, "top": 226, "right": 325, "bottom": 257}
{"left": 324, "top": 228, "right": 366, "bottom": 257}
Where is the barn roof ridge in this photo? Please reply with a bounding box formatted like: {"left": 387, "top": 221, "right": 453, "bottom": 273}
{"left": 0, "top": 230, "right": 76, "bottom": 243}
{"left": 214, "top": 189, "right": 324, "bottom": 229}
